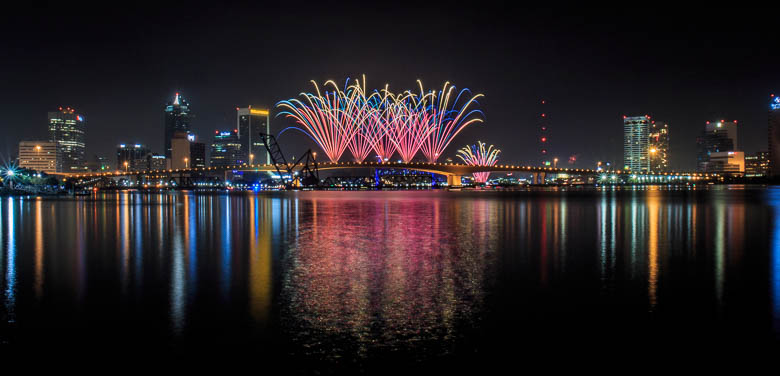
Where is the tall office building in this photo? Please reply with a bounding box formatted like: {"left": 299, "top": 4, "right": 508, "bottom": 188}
{"left": 164, "top": 92, "right": 192, "bottom": 159}
{"left": 170, "top": 131, "right": 191, "bottom": 169}
{"left": 648, "top": 121, "right": 669, "bottom": 172}
{"left": 18, "top": 141, "right": 61, "bottom": 173}
{"left": 237, "top": 106, "right": 270, "bottom": 164}
{"left": 623, "top": 115, "right": 651, "bottom": 172}
{"left": 189, "top": 133, "right": 206, "bottom": 168}
{"left": 696, "top": 120, "right": 738, "bottom": 172}
{"left": 210, "top": 130, "right": 242, "bottom": 167}
{"left": 48, "top": 106, "right": 86, "bottom": 172}
{"left": 117, "top": 144, "right": 151, "bottom": 171}
{"left": 769, "top": 95, "right": 780, "bottom": 176}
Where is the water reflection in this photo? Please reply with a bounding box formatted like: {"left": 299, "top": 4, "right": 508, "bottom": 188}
{"left": 0, "top": 189, "right": 775, "bottom": 360}
{"left": 769, "top": 188, "right": 780, "bottom": 336}
{"left": 279, "top": 194, "right": 495, "bottom": 360}
{"left": 4, "top": 198, "right": 15, "bottom": 323}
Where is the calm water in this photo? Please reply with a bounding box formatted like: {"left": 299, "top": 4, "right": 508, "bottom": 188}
{"left": 1, "top": 187, "right": 779, "bottom": 369}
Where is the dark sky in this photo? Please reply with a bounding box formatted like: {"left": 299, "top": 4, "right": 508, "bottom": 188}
{"left": 1, "top": 2, "right": 777, "bottom": 170}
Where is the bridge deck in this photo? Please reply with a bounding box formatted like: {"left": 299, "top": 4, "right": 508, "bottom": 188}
{"left": 59, "top": 161, "right": 715, "bottom": 179}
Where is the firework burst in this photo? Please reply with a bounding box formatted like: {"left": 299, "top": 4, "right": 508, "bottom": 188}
{"left": 456, "top": 141, "right": 500, "bottom": 183}
{"left": 278, "top": 77, "right": 484, "bottom": 164}
{"left": 419, "top": 81, "right": 484, "bottom": 163}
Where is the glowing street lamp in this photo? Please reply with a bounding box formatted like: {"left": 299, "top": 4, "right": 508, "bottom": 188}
{"left": 184, "top": 157, "right": 189, "bottom": 168}
{"left": 553, "top": 157, "right": 558, "bottom": 168}
{"left": 124, "top": 161, "right": 129, "bottom": 172}
{"left": 249, "top": 154, "right": 254, "bottom": 165}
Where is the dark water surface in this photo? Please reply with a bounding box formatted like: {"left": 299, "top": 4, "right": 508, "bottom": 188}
{"left": 1, "top": 187, "right": 779, "bottom": 369}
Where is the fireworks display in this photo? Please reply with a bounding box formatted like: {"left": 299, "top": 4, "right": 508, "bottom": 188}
{"left": 456, "top": 141, "right": 501, "bottom": 183}
{"left": 277, "top": 77, "right": 483, "bottom": 163}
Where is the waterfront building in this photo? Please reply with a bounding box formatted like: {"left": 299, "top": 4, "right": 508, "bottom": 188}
{"left": 769, "top": 95, "right": 780, "bottom": 176}
{"left": 707, "top": 151, "right": 744, "bottom": 174}
{"left": 147, "top": 153, "right": 167, "bottom": 170}
{"left": 170, "top": 131, "right": 191, "bottom": 169}
{"left": 117, "top": 144, "right": 151, "bottom": 171}
{"left": 745, "top": 151, "right": 770, "bottom": 177}
{"left": 623, "top": 115, "right": 650, "bottom": 172}
{"left": 648, "top": 121, "right": 669, "bottom": 172}
{"left": 18, "top": 141, "right": 61, "bottom": 173}
{"left": 189, "top": 137, "right": 206, "bottom": 168}
{"left": 48, "top": 106, "right": 86, "bottom": 172}
{"left": 164, "top": 92, "right": 192, "bottom": 159}
{"left": 696, "top": 120, "right": 738, "bottom": 172}
{"left": 237, "top": 106, "right": 270, "bottom": 164}
{"left": 210, "top": 129, "right": 242, "bottom": 167}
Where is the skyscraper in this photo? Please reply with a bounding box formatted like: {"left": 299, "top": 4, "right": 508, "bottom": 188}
{"left": 170, "top": 131, "right": 191, "bottom": 169}
{"left": 210, "top": 130, "right": 242, "bottom": 167}
{"left": 623, "top": 115, "right": 650, "bottom": 172}
{"left": 189, "top": 134, "right": 206, "bottom": 168}
{"left": 769, "top": 95, "right": 780, "bottom": 176}
{"left": 48, "top": 106, "right": 86, "bottom": 171}
{"left": 696, "top": 120, "right": 738, "bottom": 172}
{"left": 236, "top": 106, "right": 270, "bottom": 164}
{"left": 164, "top": 92, "right": 192, "bottom": 159}
{"left": 648, "top": 121, "right": 669, "bottom": 172}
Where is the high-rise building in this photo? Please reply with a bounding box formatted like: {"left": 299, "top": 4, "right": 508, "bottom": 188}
{"left": 648, "top": 121, "right": 669, "bottom": 172}
{"left": 170, "top": 131, "right": 191, "bottom": 169}
{"left": 18, "top": 141, "right": 61, "bottom": 173}
{"left": 707, "top": 151, "right": 745, "bottom": 174}
{"left": 164, "top": 92, "right": 192, "bottom": 159}
{"left": 623, "top": 115, "right": 651, "bottom": 172}
{"left": 117, "top": 144, "right": 151, "bottom": 171}
{"left": 210, "top": 129, "right": 242, "bottom": 167}
{"left": 48, "top": 106, "right": 86, "bottom": 172}
{"left": 769, "top": 95, "right": 780, "bottom": 176}
{"left": 745, "top": 151, "right": 770, "bottom": 177}
{"left": 237, "top": 106, "right": 270, "bottom": 164}
{"left": 189, "top": 137, "right": 206, "bottom": 168}
{"left": 696, "top": 120, "right": 738, "bottom": 172}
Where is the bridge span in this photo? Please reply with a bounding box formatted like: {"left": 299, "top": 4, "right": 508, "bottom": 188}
{"left": 57, "top": 161, "right": 717, "bottom": 187}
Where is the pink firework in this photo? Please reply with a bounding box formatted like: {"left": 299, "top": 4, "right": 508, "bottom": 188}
{"left": 456, "top": 141, "right": 500, "bottom": 183}
{"left": 346, "top": 78, "right": 386, "bottom": 162}
{"left": 419, "top": 81, "right": 484, "bottom": 163}
{"left": 277, "top": 80, "right": 362, "bottom": 162}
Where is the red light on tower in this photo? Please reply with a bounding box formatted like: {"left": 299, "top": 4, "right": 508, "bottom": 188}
{"left": 541, "top": 137, "right": 547, "bottom": 142}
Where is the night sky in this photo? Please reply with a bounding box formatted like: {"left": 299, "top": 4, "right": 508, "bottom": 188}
{"left": 2, "top": 3, "right": 778, "bottom": 170}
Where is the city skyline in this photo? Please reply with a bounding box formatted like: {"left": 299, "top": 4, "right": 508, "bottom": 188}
{"left": 2, "top": 4, "right": 779, "bottom": 170}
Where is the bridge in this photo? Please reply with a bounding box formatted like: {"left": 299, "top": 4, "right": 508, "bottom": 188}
{"left": 58, "top": 161, "right": 717, "bottom": 188}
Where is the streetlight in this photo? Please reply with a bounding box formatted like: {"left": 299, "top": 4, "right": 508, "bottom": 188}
{"left": 184, "top": 157, "right": 189, "bottom": 168}
{"left": 553, "top": 157, "right": 558, "bottom": 168}
{"left": 249, "top": 154, "right": 254, "bottom": 165}
{"left": 312, "top": 152, "right": 317, "bottom": 160}
{"left": 124, "top": 161, "right": 129, "bottom": 172}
